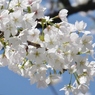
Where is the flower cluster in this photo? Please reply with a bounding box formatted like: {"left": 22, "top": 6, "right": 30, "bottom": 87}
{"left": 0, "top": 0, "right": 95, "bottom": 95}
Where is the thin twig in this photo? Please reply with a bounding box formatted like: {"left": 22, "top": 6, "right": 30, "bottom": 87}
{"left": 49, "top": 85, "right": 59, "bottom": 95}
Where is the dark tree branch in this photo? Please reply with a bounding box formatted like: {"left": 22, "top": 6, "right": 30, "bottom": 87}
{"left": 46, "top": 1, "right": 95, "bottom": 23}
{"left": 67, "top": 1, "right": 95, "bottom": 16}
{"left": 59, "top": 0, "right": 71, "bottom": 7}
{"left": 0, "top": 31, "right": 4, "bottom": 38}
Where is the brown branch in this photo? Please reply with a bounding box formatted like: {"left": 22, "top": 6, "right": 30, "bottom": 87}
{"left": 27, "top": 40, "right": 41, "bottom": 48}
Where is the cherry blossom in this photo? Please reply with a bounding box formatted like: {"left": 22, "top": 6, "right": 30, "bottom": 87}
{"left": 0, "top": 0, "right": 95, "bottom": 95}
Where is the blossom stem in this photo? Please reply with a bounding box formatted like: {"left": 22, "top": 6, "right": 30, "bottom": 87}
{"left": 74, "top": 72, "right": 80, "bottom": 85}
{"left": 69, "top": 74, "right": 72, "bottom": 85}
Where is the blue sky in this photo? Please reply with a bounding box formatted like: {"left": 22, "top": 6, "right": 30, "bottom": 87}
{"left": 0, "top": 1, "right": 95, "bottom": 95}
{"left": 0, "top": 67, "right": 71, "bottom": 95}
